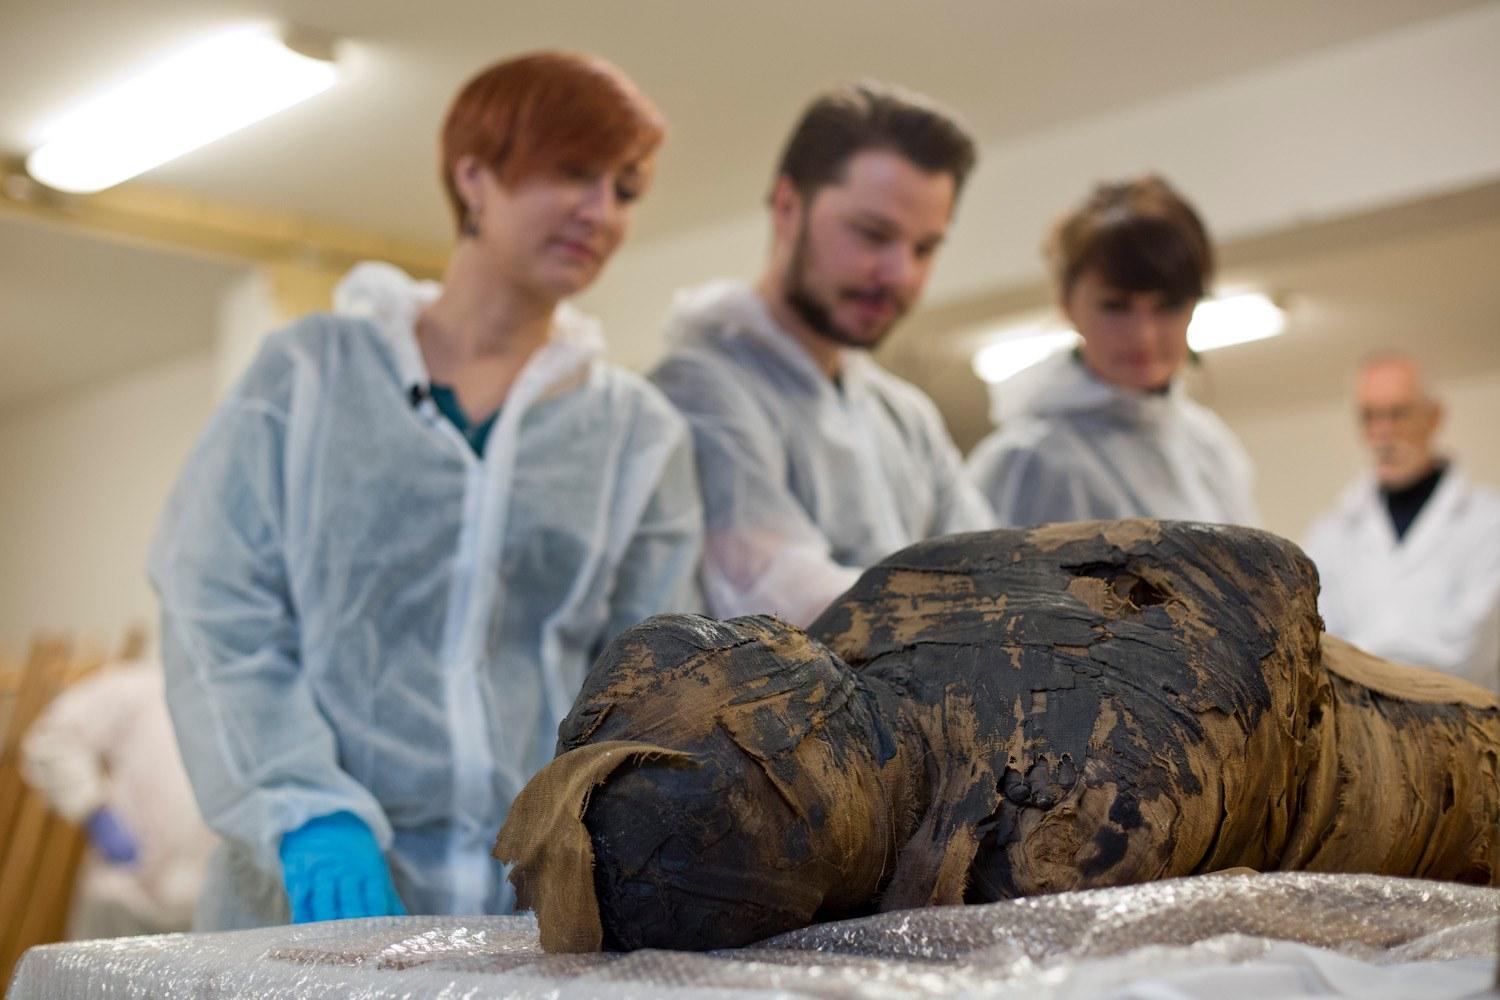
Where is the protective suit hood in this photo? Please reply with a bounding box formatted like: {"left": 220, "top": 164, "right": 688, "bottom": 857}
{"left": 992, "top": 349, "right": 1185, "bottom": 427}
{"left": 334, "top": 260, "right": 606, "bottom": 391}
{"left": 664, "top": 279, "right": 843, "bottom": 393}
{"left": 663, "top": 279, "right": 766, "bottom": 346}
{"left": 969, "top": 348, "right": 1258, "bottom": 528}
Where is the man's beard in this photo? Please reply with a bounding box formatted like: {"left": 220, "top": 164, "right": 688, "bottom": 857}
{"left": 782, "top": 217, "right": 905, "bottom": 351}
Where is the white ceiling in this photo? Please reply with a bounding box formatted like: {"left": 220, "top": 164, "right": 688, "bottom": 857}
{"left": 1, "top": 0, "right": 1487, "bottom": 245}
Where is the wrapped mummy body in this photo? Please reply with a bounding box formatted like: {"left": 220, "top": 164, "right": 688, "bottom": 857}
{"left": 496, "top": 521, "right": 1500, "bottom": 952}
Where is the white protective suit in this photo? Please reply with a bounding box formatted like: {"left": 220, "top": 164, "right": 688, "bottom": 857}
{"left": 650, "top": 280, "right": 994, "bottom": 627}
{"left": 1303, "top": 466, "right": 1500, "bottom": 692}
{"left": 20, "top": 658, "right": 215, "bottom": 938}
{"left": 967, "top": 350, "right": 1259, "bottom": 528}
{"left": 149, "top": 262, "right": 703, "bottom": 928}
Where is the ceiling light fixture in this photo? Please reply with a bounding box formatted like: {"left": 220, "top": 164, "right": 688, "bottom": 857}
{"left": 971, "top": 328, "right": 1077, "bottom": 385}
{"left": 971, "top": 290, "right": 1286, "bottom": 385}
{"left": 26, "top": 27, "right": 338, "bottom": 194}
{"left": 1184, "top": 291, "right": 1287, "bottom": 352}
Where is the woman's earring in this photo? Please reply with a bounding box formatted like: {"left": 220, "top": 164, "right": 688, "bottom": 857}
{"left": 461, "top": 203, "right": 480, "bottom": 238}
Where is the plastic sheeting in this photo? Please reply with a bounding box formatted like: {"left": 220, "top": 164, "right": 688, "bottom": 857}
{"left": 8, "top": 873, "right": 1499, "bottom": 998}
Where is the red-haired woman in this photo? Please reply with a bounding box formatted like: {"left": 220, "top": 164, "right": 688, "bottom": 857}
{"left": 150, "top": 52, "right": 702, "bottom": 927}
{"left": 968, "top": 176, "right": 1259, "bottom": 528}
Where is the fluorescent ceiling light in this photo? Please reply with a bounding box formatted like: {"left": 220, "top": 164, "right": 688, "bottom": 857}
{"left": 27, "top": 28, "right": 338, "bottom": 194}
{"left": 972, "top": 329, "right": 1078, "bottom": 385}
{"left": 1186, "top": 291, "right": 1286, "bottom": 351}
{"left": 971, "top": 291, "right": 1285, "bottom": 385}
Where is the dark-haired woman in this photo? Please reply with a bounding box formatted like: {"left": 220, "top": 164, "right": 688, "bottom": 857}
{"left": 968, "top": 175, "right": 1258, "bottom": 527}
{"left": 150, "top": 52, "right": 702, "bottom": 928}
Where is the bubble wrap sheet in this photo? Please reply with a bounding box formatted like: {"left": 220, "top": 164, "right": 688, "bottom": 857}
{"left": 8, "top": 873, "right": 1499, "bottom": 999}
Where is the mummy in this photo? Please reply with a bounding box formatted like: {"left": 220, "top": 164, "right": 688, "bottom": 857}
{"left": 496, "top": 520, "right": 1500, "bottom": 952}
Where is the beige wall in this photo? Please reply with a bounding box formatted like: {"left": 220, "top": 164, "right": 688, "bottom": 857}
{"left": 0, "top": 351, "right": 216, "bottom": 660}
{"left": 1224, "top": 367, "right": 1500, "bottom": 543}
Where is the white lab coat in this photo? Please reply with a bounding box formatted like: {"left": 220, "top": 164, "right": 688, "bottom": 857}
{"left": 1303, "top": 466, "right": 1500, "bottom": 692}
{"left": 20, "top": 659, "right": 216, "bottom": 937}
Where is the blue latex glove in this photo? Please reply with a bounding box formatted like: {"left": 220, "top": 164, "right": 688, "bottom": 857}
{"left": 84, "top": 806, "right": 139, "bottom": 865}
{"left": 278, "top": 811, "right": 407, "bottom": 923}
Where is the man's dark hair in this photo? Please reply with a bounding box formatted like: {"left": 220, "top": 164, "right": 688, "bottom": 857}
{"left": 772, "top": 81, "right": 978, "bottom": 200}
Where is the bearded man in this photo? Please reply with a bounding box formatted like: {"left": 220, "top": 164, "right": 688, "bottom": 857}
{"left": 652, "top": 82, "right": 994, "bottom": 626}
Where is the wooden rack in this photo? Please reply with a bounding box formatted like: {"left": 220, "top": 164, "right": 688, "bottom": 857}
{"left": 0, "top": 634, "right": 115, "bottom": 985}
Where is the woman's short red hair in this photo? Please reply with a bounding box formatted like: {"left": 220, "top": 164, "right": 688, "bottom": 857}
{"left": 439, "top": 51, "right": 666, "bottom": 232}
